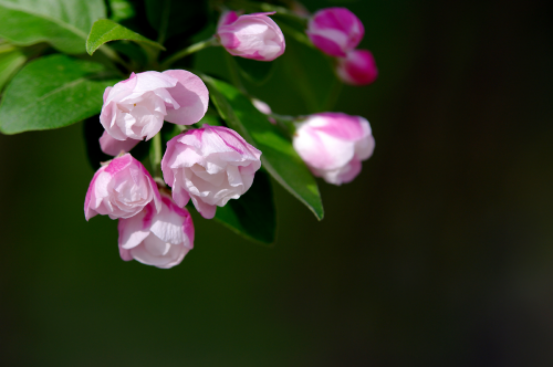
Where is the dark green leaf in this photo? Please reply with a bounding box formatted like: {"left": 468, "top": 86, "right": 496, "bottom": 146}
{"left": 108, "top": 0, "right": 135, "bottom": 23}
{"left": 235, "top": 57, "right": 275, "bottom": 85}
{"left": 214, "top": 170, "right": 276, "bottom": 245}
{"left": 0, "top": 54, "right": 121, "bottom": 134}
{"left": 86, "top": 19, "right": 164, "bottom": 55}
{"left": 0, "top": 46, "right": 26, "bottom": 91}
{"left": 203, "top": 76, "right": 324, "bottom": 220}
{"left": 0, "top": 0, "right": 106, "bottom": 54}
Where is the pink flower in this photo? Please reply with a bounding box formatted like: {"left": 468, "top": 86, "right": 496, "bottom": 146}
{"left": 217, "top": 11, "right": 285, "bottom": 61}
{"left": 161, "top": 125, "right": 262, "bottom": 219}
{"left": 99, "top": 131, "right": 140, "bottom": 156}
{"left": 100, "top": 70, "right": 209, "bottom": 141}
{"left": 336, "top": 49, "right": 378, "bottom": 86}
{"left": 118, "top": 192, "right": 194, "bottom": 269}
{"left": 306, "top": 7, "right": 364, "bottom": 57}
{"left": 84, "top": 153, "right": 161, "bottom": 220}
{"left": 293, "top": 113, "right": 374, "bottom": 185}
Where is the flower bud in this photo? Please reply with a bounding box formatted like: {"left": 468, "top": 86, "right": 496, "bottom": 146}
{"left": 306, "top": 7, "right": 364, "bottom": 57}
{"left": 99, "top": 131, "right": 140, "bottom": 156}
{"left": 293, "top": 113, "right": 374, "bottom": 185}
{"left": 118, "top": 192, "right": 194, "bottom": 269}
{"left": 84, "top": 153, "right": 161, "bottom": 220}
{"left": 217, "top": 11, "right": 285, "bottom": 61}
{"left": 336, "top": 49, "right": 378, "bottom": 86}
{"left": 161, "top": 125, "right": 262, "bottom": 219}
{"left": 100, "top": 70, "right": 209, "bottom": 141}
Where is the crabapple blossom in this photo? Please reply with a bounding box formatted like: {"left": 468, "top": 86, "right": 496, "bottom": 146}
{"left": 217, "top": 11, "right": 285, "bottom": 61}
{"left": 99, "top": 131, "right": 140, "bottom": 156}
{"left": 306, "top": 7, "right": 364, "bottom": 57}
{"left": 161, "top": 125, "right": 262, "bottom": 219}
{"left": 100, "top": 70, "right": 209, "bottom": 141}
{"left": 293, "top": 113, "right": 374, "bottom": 185}
{"left": 118, "top": 192, "right": 194, "bottom": 269}
{"left": 84, "top": 153, "right": 161, "bottom": 220}
{"left": 336, "top": 49, "right": 378, "bottom": 86}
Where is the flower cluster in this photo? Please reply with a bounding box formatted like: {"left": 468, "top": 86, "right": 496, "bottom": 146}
{"left": 307, "top": 7, "right": 378, "bottom": 85}
{"left": 83, "top": 5, "right": 376, "bottom": 270}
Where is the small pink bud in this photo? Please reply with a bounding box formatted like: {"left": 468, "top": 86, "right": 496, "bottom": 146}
{"left": 100, "top": 70, "right": 209, "bottom": 141}
{"left": 84, "top": 153, "right": 162, "bottom": 220}
{"left": 217, "top": 11, "right": 286, "bottom": 61}
{"left": 99, "top": 131, "right": 140, "bottom": 156}
{"left": 336, "top": 49, "right": 378, "bottom": 86}
{"left": 293, "top": 113, "right": 374, "bottom": 185}
{"left": 118, "top": 192, "right": 194, "bottom": 269}
{"left": 306, "top": 7, "right": 364, "bottom": 57}
{"left": 161, "top": 125, "right": 262, "bottom": 219}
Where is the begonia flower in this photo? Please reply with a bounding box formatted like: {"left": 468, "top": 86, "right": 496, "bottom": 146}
{"left": 293, "top": 113, "right": 374, "bottom": 185}
{"left": 85, "top": 153, "right": 161, "bottom": 220}
{"left": 100, "top": 70, "right": 209, "bottom": 141}
{"left": 118, "top": 192, "right": 194, "bottom": 269}
{"left": 306, "top": 7, "right": 364, "bottom": 57}
{"left": 216, "top": 11, "right": 285, "bottom": 61}
{"left": 336, "top": 49, "right": 378, "bottom": 86}
{"left": 161, "top": 125, "right": 262, "bottom": 219}
{"left": 99, "top": 131, "right": 140, "bottom": 156}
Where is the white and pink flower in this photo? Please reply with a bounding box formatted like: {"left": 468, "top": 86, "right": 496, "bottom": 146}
{"left": 118, "top": 192, "right": 194, "bottom": 269}
{"left": 99, "top": 130, "right": 140, "bottom": 156}
{"left": 100, "top": 70, "right": 209, "bottom": 141}
{"left": 336, "top": 49, "right": 378, "bottom": 86}
{"left": 306, "top": 7, "right": 364, "bottom": 57}
{"left": 161, "top": 125, "right": 262, "bottom": 219}
{"left": 293, "top": 113, "right": 374, "bottom": 185}
{"left": 84, "top": 153, "right": 161, "bottom": 220}
{"left": 217, "top": 11, "right": 285, "bottom": 61}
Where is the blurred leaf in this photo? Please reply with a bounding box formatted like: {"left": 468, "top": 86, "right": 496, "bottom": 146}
{"left": 203, "top": 75, "right": 324, "bottom": 220}
{"left": 145, "top": 0, "right": 208, "bottom": 40}
{"left": 109, "top": 41, "right": 148, "bottom": 67}
{"left": 0, "top": 47, "right": 25, "bottom": 92}
{"left": 86, "top": 19, "right": 164, "bottom": 55}
{"left": 214, "top": 170, "right": 276, "bottom": 245}
{"left": 0, "top": 0, "right": 106, "bottom": 54}
{"left": 108, "top": 0, "right": 135, "bottom": 23}
{"left": 0, "top": 54, "right": 121, "bottom": 134}
{"left": 235, "top": 57, "right": 275, "bottom": 85}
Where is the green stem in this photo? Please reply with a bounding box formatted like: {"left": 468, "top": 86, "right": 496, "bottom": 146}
{"left": 224, "top": 52, "right": 247, "bottom": 94}
{"left": 160, "top": 37, "right": 218, "bottom": 69}
{"left": 157, "top": 0, "right": 171, "bottom": 45}
{"left": 150, "top": 133, "right": 162, "bottom": 178}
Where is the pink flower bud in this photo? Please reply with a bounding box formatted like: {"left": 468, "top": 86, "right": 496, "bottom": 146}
{"left": 161, "top": 125, "right": 262, "bottom": 219}
{"left": 293, "top": 113, "right": 374, "bottom": 185}
{"left": 306, "top": 7, "right": 364, "bottom": 57}
{"left": 118, "top": 192, "right": 194, "bottom": 269}
{"left": 336, "top": 49, "right": 378, "bottom": 86}
{"left": 84, "top": 153, "right": 162, "bottom": 220}
{"left": 100, "top": 70, "right": 209, "bottom": 141}
{"left": 99, "top": 131, "right": 140, "bottom": 156}
{"left": 217, "top": 11, "right": 286, "bottom": 61}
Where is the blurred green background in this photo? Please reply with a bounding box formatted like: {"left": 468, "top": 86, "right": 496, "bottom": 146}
{"left": 2, "top": 0, "right": 553, "bottom": 365}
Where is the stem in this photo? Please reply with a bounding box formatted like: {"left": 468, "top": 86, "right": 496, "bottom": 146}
{"left": 270, "top": 113, "right": 297, "bottom": 135}
{"left": 160, "top": 37, "right": 218, "bottom": 69}
{"left": 157, "top": 0, "right": 171, "bottom": 45}
{"left": 150, "top": 133, "right": 162, "bottom": 178}
{"left": 224, "top": 52, "right": 247, "bottom": 94}
{"left": 98, "top": 44, "right": 131, "bottom": 71}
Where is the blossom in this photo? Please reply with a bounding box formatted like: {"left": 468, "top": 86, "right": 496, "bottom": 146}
{"left": 336, "top": 49, "right": 378, "bottom": 86}
{"left": 161, "top": 125, "right": 262, "bottom": 219}
{"left": 217, "top": 11, "right": 285, "bottom": 61}
{"left": 118, "top": 192, "right": 194, "bottom": 269}
{"left": 99, "top": 131, "right": 140, "bottom": 156}
{"left": 306, "top": 7, "right": 364, "bottom": 57}
{"left": 84, "top": 153, "right": 161, "bottom": 220}
{"left": 100, "top": 70, "right": 209, "bottom": 141}
{"left": 293, "top": 113, "right": 374, "bottom": 185}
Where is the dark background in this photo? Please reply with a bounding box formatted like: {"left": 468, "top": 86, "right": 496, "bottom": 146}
{"left": 2, "top": 0, "right": 553, "bottom": 365}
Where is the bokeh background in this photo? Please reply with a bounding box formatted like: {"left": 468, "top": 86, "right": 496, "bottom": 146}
{"left": 2, "top": 0, "right": 553, "bottom": 365}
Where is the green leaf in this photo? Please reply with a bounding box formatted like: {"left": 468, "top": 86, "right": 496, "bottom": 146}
{"left": 0, "top": 54, "right": 121, "bottom": 134}
{"left": 214, "top": 170, "right": 276, "bottom": 245}
{"left": 235, "top": 57, "right": 275, "bottom": 85}
{"left": 0, "top": 46, "right": 26, "bottom": 91}
{"left": 86, "top": 19, "right": 164, "bottom": 56}
{"left": 108, "top": 0, "right": 135, "bottom": 23}
{"left": 203, "top": 76, "right": 324, "bottom": 220}
{"left": 0, "top": 0, "right": 106, "bottom": 54}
